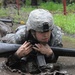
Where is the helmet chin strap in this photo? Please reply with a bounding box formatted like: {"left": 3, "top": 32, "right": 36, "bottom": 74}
{"left": 31, "top": 30, "right": 37, "bottom": 40}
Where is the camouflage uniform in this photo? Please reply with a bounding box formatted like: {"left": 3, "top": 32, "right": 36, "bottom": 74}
{"left": 1, "top": 9, "right": 63, "bottom": 73}
{"left": 0, "top": 21, "right": 11, "bottom": 38}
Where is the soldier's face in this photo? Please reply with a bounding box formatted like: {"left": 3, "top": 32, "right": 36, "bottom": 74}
{"left": 35, "top": 30, "right": 51, "bottom": 43}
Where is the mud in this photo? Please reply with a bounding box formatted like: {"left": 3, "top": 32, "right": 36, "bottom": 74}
{"left": 0, "top": 56, "right": 75, "bottom": 75}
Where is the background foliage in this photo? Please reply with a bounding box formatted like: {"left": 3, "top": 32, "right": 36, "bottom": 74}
{"left": 0, "top": 1, "right": 75, "bottom": 34}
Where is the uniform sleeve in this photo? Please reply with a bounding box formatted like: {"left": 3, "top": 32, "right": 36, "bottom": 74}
{"left": 45, "top": 52, "right": 58, "bottom": 63}
{"left": 51, "top": 25, "right": 63, "bottom": 47}
{"left": 46, "top": 26, "right": 63, "bottom": 63}
{"left": 1, "top": 25, "right": 27, "bottom": 69}
{"left": 6, "top": 54, "right": 21, "bottom": 69}
{"left": 1, "top": 25, "right": 27, "bottom": 44}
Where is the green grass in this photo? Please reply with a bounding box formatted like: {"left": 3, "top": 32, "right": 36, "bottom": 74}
{"left": 40, "top": 2, "right": 63, "bottom": 11}
{"left": 54, "top": 13, "right": 75, "bottom": 34}
{"left": 67, "top": 3, "right": 75, "bottom": 12}
{"left": 0, "top": 8, "right": 8, "bottom": 17}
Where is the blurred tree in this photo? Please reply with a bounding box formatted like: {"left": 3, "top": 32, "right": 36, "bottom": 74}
{"left": 52, "top": 0, "right": 56, "bottom": 2}
{"left": 20, "top": 0, "right": 26, "bottom": 6}
{"left": 2, "top": 0, "right": 26, "bottom": 8}
{"left": 51, "top": 0, "right": 75, "bottom": 4}
{"left": 31, "top": 0, "right": 38, "bottom": 6}
{"left": 3, "top": 0, "right": 7, "bottom": 8}
{"left": 42, "top": 0, "right": 47, "bottom": 2}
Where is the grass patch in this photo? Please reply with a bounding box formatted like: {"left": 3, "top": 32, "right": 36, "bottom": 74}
{"left": 40, "top": 2, "right": 63, "bottom": 11}
{"left": 67, "top": 3, "right": 75, "bottom": 12}
{"left": 0, "top": 8, "right": 8, "bottom": 17}
{"left": 53, "top": 13, "right": 75, "bottom": 34}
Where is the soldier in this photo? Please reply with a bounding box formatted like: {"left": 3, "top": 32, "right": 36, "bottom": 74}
{"left": 2, "top": 9, "right": 63, "bottom": 73}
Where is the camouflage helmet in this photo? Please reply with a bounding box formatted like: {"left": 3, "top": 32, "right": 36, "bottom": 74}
{"left": 26, "top": 9, "right": 54, "bottom": 32}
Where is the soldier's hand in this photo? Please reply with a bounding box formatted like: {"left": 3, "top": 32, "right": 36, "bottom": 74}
{"left": 33, "top": 44, "right": 53, "bottom": 56}
{"left": 15, "top": 41, "right": 32, "bottom": 58}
